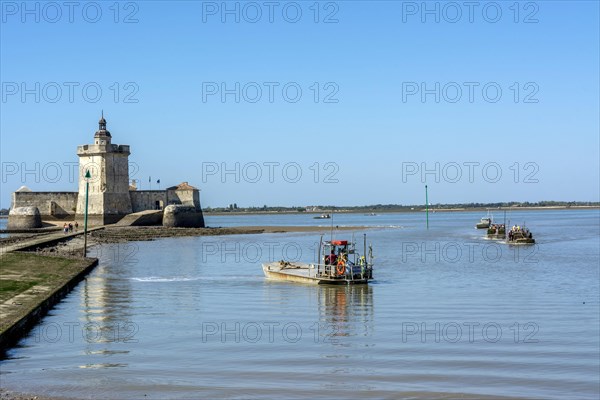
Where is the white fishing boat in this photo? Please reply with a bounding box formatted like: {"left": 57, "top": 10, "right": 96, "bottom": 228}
{"left": 262, "top": 236, "right": 374, "bottom": 285}
{"left": 476, "top": 209, "right": 493, "bottom": 229}
{"left": 476, "top": 217, "right": 492, "bottom": 229}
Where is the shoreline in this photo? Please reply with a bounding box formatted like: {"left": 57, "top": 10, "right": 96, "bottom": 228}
{"left": 204, "top": 205, "right": 600, "bottom": 216}
{"left": 2, "top": 205, "right": 596, "bottom": 220}
{"left": 0, "top": 389, "right": 72, "bottom": 400}
{"left": 1, "top": 206, "right": 596, "bottom": 234}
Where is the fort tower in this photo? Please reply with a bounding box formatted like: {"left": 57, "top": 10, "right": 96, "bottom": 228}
{"left": 75, "top": 115, "right": 133, "bottom": 224}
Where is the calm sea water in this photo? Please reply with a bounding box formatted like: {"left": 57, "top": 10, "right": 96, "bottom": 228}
{"left": 1, "top": 210, "right": 599, "bottom": 399}
{"left": 0, "top": 218, "right": 7, "bottom": 237}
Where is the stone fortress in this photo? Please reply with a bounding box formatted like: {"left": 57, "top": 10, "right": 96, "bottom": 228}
{"left": 8, "top": 115, "right": 205, "bottom": 229}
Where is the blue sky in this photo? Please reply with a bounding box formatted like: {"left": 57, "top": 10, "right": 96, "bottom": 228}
{"left": 1, "top": 0, "right": 599, "bottom": 208}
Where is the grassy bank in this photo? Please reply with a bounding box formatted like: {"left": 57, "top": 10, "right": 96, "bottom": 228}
{"left": 0, "top": 253, "right": 97, "bottom": 338}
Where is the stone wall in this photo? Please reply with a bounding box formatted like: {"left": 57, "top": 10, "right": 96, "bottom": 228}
{"left": 7, "top": 206, "right": 42, "bottom": 229}
{"left": 130, "top": 191, "right": 167, "bottom": 212}
{"left": 166, "top": 189, "right": 201, "bottom": 210}
{"left": 10, "top": 186, "right": 203, "bottom": 227}
{"left": 163, "top": 205, "right": 205, "bottom": 228}
{"left": 12, "top": 192, "right": 78, "bottom": 218}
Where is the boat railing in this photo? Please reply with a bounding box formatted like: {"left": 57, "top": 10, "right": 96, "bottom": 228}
{"left": 312, "top": 236, "right": 374, "bottom": 282}
{"left": 311, "top": 259, "right": 372, "bottom": 281}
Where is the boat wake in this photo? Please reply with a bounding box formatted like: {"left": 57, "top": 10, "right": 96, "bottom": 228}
{"left": 131, "top": 275, "right": 263, "bottom": 283}
{"left": 130, "top": 276, "right": 201, "bottom": 282}
{"left": 317, "top": 225, "right": 403, "bottom": 229}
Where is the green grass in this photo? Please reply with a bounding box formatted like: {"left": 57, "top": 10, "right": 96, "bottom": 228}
{"left": 0, "top": 252, "right": 96, "bottom": 334}
{"left": 0, "top": 280, "right": 39, "bottom": 302}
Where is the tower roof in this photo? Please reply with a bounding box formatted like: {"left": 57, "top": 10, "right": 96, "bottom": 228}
{"left": 95, "top": 113, "right": 111, "bottom": 138}
{"left": 166, "top": 182, "right": 198, "bottom": 191}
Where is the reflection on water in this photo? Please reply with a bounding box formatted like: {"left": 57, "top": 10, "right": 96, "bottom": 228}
{"left": 0, "top": 210, "right": 598, "bottom": 399}
{"left": 77, "top": 261, "right": 135, "bottom": 371}
{"left": 316, "top": 285, "right": 375, "bottom": 392}
{"left": 81, "top": 265, "right": 132, "bottom": 324}
{"left": 317, "top": 285, "right": 373, "bottom": 341}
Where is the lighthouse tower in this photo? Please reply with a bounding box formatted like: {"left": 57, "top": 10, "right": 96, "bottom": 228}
{"left": 75, "top": 115, "right": 133, "bottom": 224}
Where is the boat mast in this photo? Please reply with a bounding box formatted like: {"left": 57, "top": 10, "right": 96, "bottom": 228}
{"left": 330, "top": 209, "right": 334, "bottom": 242}
{"left": 318, "top": 234, "right": 323, "bottom": 265}
{"left": 425, "top": 185, "right": 429, "bottom": 229}
{"left": 363, "top": 233, "right": 367, "bottom": 265}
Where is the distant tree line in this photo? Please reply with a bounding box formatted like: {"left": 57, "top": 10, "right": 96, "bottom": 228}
{"left": 2, "top": 202, "right": 597, "bottom": 216}
{"left": 203, "top": 201, "right": 599, "bottom": 213}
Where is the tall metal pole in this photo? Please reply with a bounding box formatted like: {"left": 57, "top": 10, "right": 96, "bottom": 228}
{"left": 363, "top": 233, "right": 367, "bottom": 276}
{"left": 504, "top": 209, "right": 507, "bottom": 240}
{"left": 425, "top": 185, "right": 429, "bottom": 230}
{"left": 330, "top": 210, "right": 334, "bottom": 242}
{"left": 318, "top": 234, "right": 323, "bottom": 266}
{"left": 83, "top": 170, "right": 90, "bottom": 257}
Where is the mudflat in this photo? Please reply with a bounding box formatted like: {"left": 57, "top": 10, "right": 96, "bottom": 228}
{"left": 89, "top": 225, "right": 370, "bottom": 244}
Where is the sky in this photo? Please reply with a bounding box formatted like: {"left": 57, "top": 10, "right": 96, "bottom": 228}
{"left": 1, "top": 0, "right": 599, "bottom": 209}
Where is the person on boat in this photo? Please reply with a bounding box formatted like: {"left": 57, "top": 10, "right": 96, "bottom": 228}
{"left": 325, "top": 249, "right": 337, "bottom": 265}
{"left": 345, "top": 257, "right": 354, "bottom": 274}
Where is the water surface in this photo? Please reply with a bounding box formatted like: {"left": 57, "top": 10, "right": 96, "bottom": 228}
{"left": 1, "top": 210, "right": 599, "bottom": 399}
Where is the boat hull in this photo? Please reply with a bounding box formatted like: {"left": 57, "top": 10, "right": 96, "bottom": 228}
{"left": 507, "top": 238, "right": 536, "bottom": 245}
{"left": 262, "top": 262, "right": 370, "bottom": 285}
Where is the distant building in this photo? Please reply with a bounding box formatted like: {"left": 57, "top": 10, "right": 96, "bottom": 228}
{"left": 10, "top": 116, "right": 204, "bottom": 226}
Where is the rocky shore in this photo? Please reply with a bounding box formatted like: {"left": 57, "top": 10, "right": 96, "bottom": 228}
{"left": 3, "top": 225, "right": 370, "bottom": 258}
{"left": 0, "top": 388, "right": 70, "bottom": 400}
{"left": 88, "top": 225, "right": 369, "bottom": 244}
